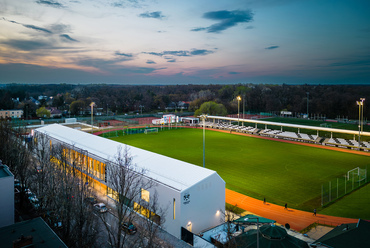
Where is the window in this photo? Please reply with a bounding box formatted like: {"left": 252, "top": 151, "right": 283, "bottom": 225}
{"left": 173, "top": 198, "right": 176, "bottom": 220}
{"left": 141, "top": 188, "right": 150, "bottom": 202}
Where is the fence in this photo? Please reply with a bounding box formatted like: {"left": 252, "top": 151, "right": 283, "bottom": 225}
{"left": 321, "top": 166, "right": 368, "bottom": 206}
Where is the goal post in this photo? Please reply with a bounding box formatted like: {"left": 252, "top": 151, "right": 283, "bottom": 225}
{"left": 144, "top": 128, "right": 158, "bottom": 134}
{"left": 347, "top": 167, "right": 359, "bottom": 181}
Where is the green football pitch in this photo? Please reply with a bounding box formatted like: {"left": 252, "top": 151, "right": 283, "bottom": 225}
{"left": 108, "top": 128, "right": 370, "bottom": 216}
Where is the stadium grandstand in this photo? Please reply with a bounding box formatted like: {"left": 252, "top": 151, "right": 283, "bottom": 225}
{"left": 200, "top": 116, "right": 370, "bottom": 151}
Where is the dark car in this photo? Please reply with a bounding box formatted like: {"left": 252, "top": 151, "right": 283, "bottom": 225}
{"left": 84, "top": 197, "right": 97, "bottom": 205}
{"left": 121, "top": 222, "right": 137, "bottom": 234}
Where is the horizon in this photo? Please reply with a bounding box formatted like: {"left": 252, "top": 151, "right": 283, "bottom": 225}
{"left": 1, "top": 0, "right": 370, "bottom": 85}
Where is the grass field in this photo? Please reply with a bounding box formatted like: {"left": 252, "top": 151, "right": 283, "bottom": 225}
{"left": 107, "top": 128, "right": 370, "bottom": 218}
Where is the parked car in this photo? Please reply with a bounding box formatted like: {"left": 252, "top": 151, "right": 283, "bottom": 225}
{"left": 27, "top": 192, "right": 40, "bottom": 209}
{"left": 84, "top": 197, "right": 97, "bottom": 205}
{"left": 93, "top": 203, "right": 108, "bottom": 213}
{"left": 121, "top": 222, "right": 137, "bottom": 234}
{"left": 46, "top": 211, "right": 63, "bottom": 229}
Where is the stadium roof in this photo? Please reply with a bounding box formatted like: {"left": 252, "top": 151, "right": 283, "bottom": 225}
{"left": 35, "top": 124, "right": 222, "bottom": 191}
{"left": 206, "top": 116, "right": 370, "bottom": 136}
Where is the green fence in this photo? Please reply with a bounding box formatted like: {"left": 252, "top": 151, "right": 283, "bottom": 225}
{"left": 321, "top": 166, "right": 369, "bottom": 206}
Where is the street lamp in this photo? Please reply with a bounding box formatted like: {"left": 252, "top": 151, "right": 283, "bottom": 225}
{"left": 200, "top": 114, "right": 207, "bottom": 168}
{"left": 306, "top": 92, "right": 309, "bottom": 118}
{"left": 356, "top": 98, "right": 365, "bottom": 148}
{"left": 90, "top": 102, "right": 95, "bottom": 133}
{"left": 237, "top": 96, "right": 241, "bottom": 126}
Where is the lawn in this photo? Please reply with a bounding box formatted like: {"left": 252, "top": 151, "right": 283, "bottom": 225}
{"left": 108, "top": 128, "right": 370, "bottom": 217}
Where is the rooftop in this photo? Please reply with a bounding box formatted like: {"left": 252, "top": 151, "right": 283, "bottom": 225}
{"left": 36, "top": 124, "right": 222, "bottom": 191}
{"left": 0, "top": 217, "right": 67, "bottom": 248}
{"left": 0, "top": 164, "right": 13, "bottom": 178}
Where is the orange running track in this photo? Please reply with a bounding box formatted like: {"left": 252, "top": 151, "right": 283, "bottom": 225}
{"left": 226, "top": 189, "right": 358, "bottom": 231}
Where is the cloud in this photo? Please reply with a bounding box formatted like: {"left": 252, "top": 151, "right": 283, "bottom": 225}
{"left": 192, "top": 10, "right": 254, "bottom": 33}
{"left": 144, "top": 49, "right": 214, "bottom": 57}
{"left": 2, "top": 18, "right": 52, "bottom": 34}
{"left": 1, "top": 39, "right": 53, "bottom": 51}
{"left": 228, "top": 71, "right": 240, "bottom": 74}
{"left": 139, "top": 11, "right": 165, "bottom": 19}
{"left": 146, "top": 60, "right": 156, "bottom": 64}
{"left": 265, "top": 45, "right": 279, "bottom": 50}
{"left": 167, "top": 59, "right": 176, "bottom": 63}
{"left": 115, "top": 52, "right": 133, "bottom": 57}
{"left": 190, "top": 27, "right": 207, "bottom": 32}
{"left": 36, "top": 0, "right": 65, "bottom": 8}
{"left": 60, "top": 34, "right": 78, "bottom": 42}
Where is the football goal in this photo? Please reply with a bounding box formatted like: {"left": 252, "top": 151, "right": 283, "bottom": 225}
{"left": 347, "top": 167, "right": 367, "bottom": 182}
{"left": 144, "top": 128, "right": 158, "bottom": 134}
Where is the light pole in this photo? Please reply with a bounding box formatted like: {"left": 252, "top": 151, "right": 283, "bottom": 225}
{"left": 242, "top": 95, "right": 245, "bottom": 126}
{"left": 237, "top": 96, "right": 241, "bottom": 126}
{"left": 90, "top": 102, "right": 95, "bottom": 133}
{"left": 361, "top": 98, "right": 365, "bottom": 134}
{"left": 200, "top": 114, "right": 207, "bottom": 168}
{"left": 357, "top": 98, "right": 365, "bottom": 148}
{"left": 306, "top": 92, "right": 309, "bottom": 118}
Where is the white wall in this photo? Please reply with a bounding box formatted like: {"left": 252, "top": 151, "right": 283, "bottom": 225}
{"left": 0, "top": 167, "right": 14, "bottom": 228}
{"left": 180, "top": 173, "right": 225, "bottom": 235}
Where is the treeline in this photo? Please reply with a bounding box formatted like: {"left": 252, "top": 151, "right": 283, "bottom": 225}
{"left": 1, "top": 83, "right": 370, "bottom": 119}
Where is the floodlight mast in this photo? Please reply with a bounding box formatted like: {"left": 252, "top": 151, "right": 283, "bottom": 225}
{"left": 200, "top": 114, "right": 208, "bottom": 168}
{"left": 357, "top": 98, "right": 365, "bottom": 149}
{"left": 90, "top": 102, "right": 95, "bottom": 133}
{"left": 237, "top": 96, "right": 241, "bottom": 126}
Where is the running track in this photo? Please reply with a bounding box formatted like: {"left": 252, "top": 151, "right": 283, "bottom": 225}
{"left": 95, "top": 125, "right": 364, "bottom": 231}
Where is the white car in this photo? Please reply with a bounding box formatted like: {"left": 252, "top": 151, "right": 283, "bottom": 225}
{"left": 93, "top": 203, "right": 108, "bottom": 213}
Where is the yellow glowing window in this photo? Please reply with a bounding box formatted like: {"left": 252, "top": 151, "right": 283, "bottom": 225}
{"left": 141, "top": 188, "right": 150, "bottom": 202}
{"left": 173, "top": 198, "right": 176, "bottom": 220}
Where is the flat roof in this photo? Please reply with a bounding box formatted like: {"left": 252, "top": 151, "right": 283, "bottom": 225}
{"left": 206, "top": 115, "right": 370, "bottom": 136}
{"left": 35, "top": 124, "right": 221, "bottom": 191}
{"left": 0, "top": 217, "right": 67, "bottom": 248}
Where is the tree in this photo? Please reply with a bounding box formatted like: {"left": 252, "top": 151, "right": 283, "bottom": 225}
{"left": 194, "top": 101, "right": 227, "bottom": 116}
{"left": 69, "top": 100, "right": 86, "bottom": 115}
{"left": 101, "top": 146, "right": 166, "bottom": 248}
{"left": 36, "top": 107, "right": 51, "bottom": 118}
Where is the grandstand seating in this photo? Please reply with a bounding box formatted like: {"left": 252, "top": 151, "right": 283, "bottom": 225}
{"left": 199, "top": 121, "right": 370, "bottom": 151}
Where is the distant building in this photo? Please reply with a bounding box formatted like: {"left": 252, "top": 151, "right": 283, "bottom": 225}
{"left": 0, "top": 162, "right": 14, "bottom": 228}
{"left": 0, "top": 217, "right": 68, "bottom": 248}
{"left": 0, "top": 109, "right": 23, "bottom": 119}
{"left": 46, "top": 107, "right": 62, "bottom": 118}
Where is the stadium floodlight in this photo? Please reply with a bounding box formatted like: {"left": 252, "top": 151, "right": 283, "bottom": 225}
{"left": 237, "top": 96, "right": 241, "bottom": 126}
{"left": 356, "top": 98, "right": 365, "bottom": 149}
{"left": 200, "top": 114, "right": 208, "bottom": 168}
{"left": 90, "top": 102, "right": 95, "bottom": 133}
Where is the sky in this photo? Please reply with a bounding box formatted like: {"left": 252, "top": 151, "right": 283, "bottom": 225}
{"left": 0, "top": 0, "right": 369, "bottom": 85}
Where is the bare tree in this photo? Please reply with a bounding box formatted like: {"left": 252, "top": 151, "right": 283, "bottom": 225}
{"left": 101, "top": 145, "right": 166, "bottom": 248}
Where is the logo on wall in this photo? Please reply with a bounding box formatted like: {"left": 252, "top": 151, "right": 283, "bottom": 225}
{"left": 183, "top": 193, "right": 190, "bottom": 205}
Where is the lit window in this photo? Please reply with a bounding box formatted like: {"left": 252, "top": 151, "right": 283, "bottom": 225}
{"left": 141, "top": 188, "right": 150, "bottom": 202}
{"left": 173, "top": 198, "right": 176, "bottom": 219}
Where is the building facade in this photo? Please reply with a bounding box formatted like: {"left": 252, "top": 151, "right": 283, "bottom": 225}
{"left": 0, "top": 109, "right": 23, "bottom": 119}
{"left": 34, "top": 124, "right": 225, "bottom": 238}
{"left": 0, "top": 163, "right": 14, "bottom": 228}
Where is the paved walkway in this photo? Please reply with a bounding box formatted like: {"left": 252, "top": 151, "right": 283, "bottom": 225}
{"left": 226, "top": 189, "right": 358, "bottom": 231}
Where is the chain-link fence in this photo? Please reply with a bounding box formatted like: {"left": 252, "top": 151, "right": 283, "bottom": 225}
{"left": 321, "top": 166, "right": 368, "bottom": 206}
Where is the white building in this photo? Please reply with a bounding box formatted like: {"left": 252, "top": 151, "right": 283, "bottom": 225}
{"left": 0, "top": 163, "right": 14, "bottom": 228}
{"left": 34, "top": 124, "right": 225, "bottom": 238}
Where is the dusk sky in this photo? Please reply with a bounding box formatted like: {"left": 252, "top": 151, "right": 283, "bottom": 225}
{"left": 0, "top": 0, "right": 369, "bottom": 85}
